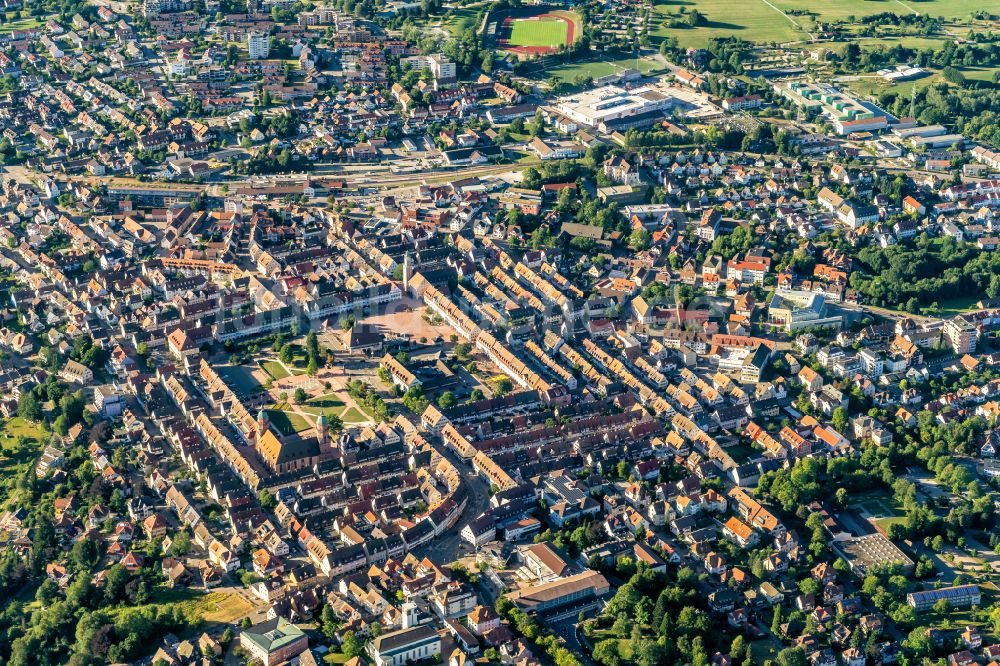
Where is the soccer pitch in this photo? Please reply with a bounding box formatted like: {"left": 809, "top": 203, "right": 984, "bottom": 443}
{"left": 508, "top": 17, "right": 568, "bottom": 47}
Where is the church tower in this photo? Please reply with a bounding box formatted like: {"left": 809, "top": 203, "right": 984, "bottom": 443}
{"left": 316, "top": 413, "right": 329, "bottom": 448}
{"left": 257, "top": 409, "right": 269, "bottom": 440}
{"left": 402, "top": 251, "right": 413, "bottom": 293}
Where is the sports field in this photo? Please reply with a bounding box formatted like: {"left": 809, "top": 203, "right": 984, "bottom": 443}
{"left": 509, "top": 16, "right": 568, "bottom": 47}
{"left": 547, "top": 56, "right": 662, "bottom": 83}
{"left": 496, "top": 9, "right": 581, "bottom": 56}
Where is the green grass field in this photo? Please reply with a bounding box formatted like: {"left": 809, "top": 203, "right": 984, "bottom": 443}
{"left": 126, "top": 588, "right": 254, "bottom": 628}
{"left": 443, "top": 6, "right": 480, "bottom": 36}
{"left": 547, "top": 56, "right": 661, "bottom": 83}
{"left": 654, "top": 0, "right": 991, "bottom": 48}
{"left": 508, "top": 16, "right": 568, "bottom": 47}
{"left": 653, "top": 0, "right": 806, "bottom": 49}
{"left": 853, "top": 492, "right": 907, "bottom": 533}
{"left": 265, "top": 408, "right": 313, "bottom": 436}
{"left": 298, "top": 393, "right": 348, "bottom": 419}
{"left": 0, "top": 417, "right": 47, "bottom": 508}
{"left": 959, "top": 65, "right": 1000, "bottom": 84}
{"left": 0, "top": 17, "right": 44, "bottom": 34}
{"left": 341, "top": 407, "right": 370, "bottom": 424}
{"left": 260, "top": 360, "right": 289, "bottom": 380}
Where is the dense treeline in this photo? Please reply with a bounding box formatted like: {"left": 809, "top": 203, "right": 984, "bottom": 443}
{"left": 849, "top": 236, "right": 1000, "bottom": 312}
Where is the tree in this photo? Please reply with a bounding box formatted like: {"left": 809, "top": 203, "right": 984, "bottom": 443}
{"left": 16, "top": 391, "right": 42, "bottom": 422}
{"left": 341, "top": 631, "right": 363, "bottom": 658}
{"left": 775, "top": 647, "right": 807, "bottom": 666}
{"left": 321, "top": 605, "right": 338, "bottom": 639}
{"left": 628, "top": 227, "right": 651, "bottom": 251}
{"left": 437, "top": 391, "right": 457, "bottom": 409}
{"left": 730, "top": 635, "right": 748, "bottom": 665}
{"left": 294, "top": 388, "right": 308, "bottom": 404}
{"left": 941, "top": 66, "right": 966, "bottom": 86}
{"left": 170, "top": 530, "right": 192, "bottom": 556}
{"left": 593, "top": 640, "right": 621, "bottom": 666}
{"left": 831, "top": 406, "right": 849, "bottom": 433}
{"left": 35, "top": 578, "right": 59, "bottom": 606}
{"left": 259, "top": 489, "right": 277, "bottom": 510}
{"left": 327, "top": 414, "right": 343, "bottom": 433}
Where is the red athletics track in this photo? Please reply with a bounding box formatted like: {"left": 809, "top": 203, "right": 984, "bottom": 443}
{"left": 499, "top": 12, "right": 577, "bottom": 56}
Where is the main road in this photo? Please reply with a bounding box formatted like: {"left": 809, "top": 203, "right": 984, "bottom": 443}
{"left": 414, "top": 443, "right": 493, "bottom": 565}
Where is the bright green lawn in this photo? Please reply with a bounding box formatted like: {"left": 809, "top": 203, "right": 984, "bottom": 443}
{"left": 508, "top": 17, "right": 567, "bottom": 47}
{"left": 0, "top": 17, "right": 43, "bottom": 34}
{"left": 547, "top": 56, "right": 661, "bottom": 82}
{"left": 958, "top": 66, "right": 1000, "bottom": 83}
{"left": 265, "top": 408, "right": 313, "bottom": 435}
{"left": 260, "top": 360, "right": 289, "bottom": 380}
{"left": 341, "top": 407, "right": 370, "bottom": 424}
{"left": 298, "top": 394, "right": 347, "bottom": 419}
{"left": 1, "top": 417, "right": 47, "bottom": 442}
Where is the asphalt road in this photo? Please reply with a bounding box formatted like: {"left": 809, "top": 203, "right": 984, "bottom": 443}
{"left": 414, "top": 443, "right": 493, "bottom": 565}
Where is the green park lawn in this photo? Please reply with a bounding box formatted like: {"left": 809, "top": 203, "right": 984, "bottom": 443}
{"left": 341, "top": 407, "right": 371, "bottom": 424}
{"left": 260, "top": 360, "right": 290, "bottom": 380}
{"left": 265, "top": 408, "right": 313, "bottom": 436}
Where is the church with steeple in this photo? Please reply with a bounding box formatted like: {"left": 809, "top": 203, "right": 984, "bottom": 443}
{"left": 253, "top": 409, "right": 322, "bottom": 474}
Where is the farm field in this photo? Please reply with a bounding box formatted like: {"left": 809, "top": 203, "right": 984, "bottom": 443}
{"left": 508, "top": 16, "right": 568, "bottom": 47}
{"left": 769, "top": 0, "right": 989, "bottom": 23}
{"left": 652, "top": 0, "right": 806, "bottom": 49}
{"left": 653, "top": 0, "right": 991, "bottom": 48}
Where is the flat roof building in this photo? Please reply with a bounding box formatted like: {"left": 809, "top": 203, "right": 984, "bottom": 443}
{"left": 833, "top": 534, "right": 914, "bottom": 577}
{"left": 504, "top": 570, "right": 610, "bottom": 614}
{"left": 552, "top": 85, "right": 674, "bottom": 130}
{"left": 906, "top": 584, "right": 981, "bottom": 611}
